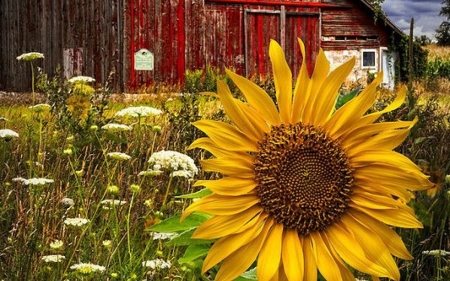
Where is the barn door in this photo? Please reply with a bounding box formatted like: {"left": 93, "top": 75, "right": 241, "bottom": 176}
{"left": 244, "top": 5, "right": 319, "bottom": 78}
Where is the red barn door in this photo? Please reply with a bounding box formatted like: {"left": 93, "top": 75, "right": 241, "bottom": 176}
{"left": 244, "top": 5, "right": 319, "bottom": 79}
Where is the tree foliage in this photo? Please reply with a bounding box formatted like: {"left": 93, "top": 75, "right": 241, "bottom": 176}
{"left": 436, "top": 1, "right": 450, "bottom": 45}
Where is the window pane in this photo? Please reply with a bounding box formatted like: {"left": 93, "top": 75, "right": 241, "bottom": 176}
{"left": 363, "top": 51, "right": 376, "bottom": 67}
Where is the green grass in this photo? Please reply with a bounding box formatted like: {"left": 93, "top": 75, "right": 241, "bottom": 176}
{"left": 0, "top": 78, "right": 449, "bottom": 280}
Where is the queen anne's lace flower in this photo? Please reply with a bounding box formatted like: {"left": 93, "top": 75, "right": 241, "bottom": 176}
{"left": 150, "top": 232, "right": 176, "bottom": 240}
{"left": 101, "top": 199, "right": 127, "bottom": 209}
{"left": 0, "top": 129, "right": 19, "bottom": 139}
{"left": 146, "top": 150, "right": 198, "bottom": 178}
{"left": 107, "top": 152, "right": 132, "bottom": 161}
{"left": 142, "top": 258, "right": 171, "bottom": 269}
{"left": 101, "top": 123, "right": 132, "bottom": 132}
{"left": 41, "top": 254, "right": 65, "bottom": 263}
{"left": 16, "top": 52, "right": 44, "bottom": 61}
{"left": 68, "top": 76, "right": 95, "bottom": 84}
{"left": 115, "top": 106, "right": 163, "bottom": 118}
{"left": 22, "top": 178, "right": 54, "bottom": 186}
{"left": 422, "top": 249, "right": 450, "bottom": 257}
{"left": 49, "top": 240, "right": 64, "bottom": 249}
{"left": 70, "top": 262, "right": 106, "bottom": 273}
{"left": 64, "top": 218, "right": 90, "bottom": 227}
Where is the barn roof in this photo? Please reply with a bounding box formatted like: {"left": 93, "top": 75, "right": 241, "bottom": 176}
{"left": 358, "top": 0, "right": 406, "bottom": 37}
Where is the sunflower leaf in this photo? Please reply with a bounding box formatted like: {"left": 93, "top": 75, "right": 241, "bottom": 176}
{"left": 146, "top": 213, "right": 209, "bottom": 233}
{"left": 176, "top": 188, "right": 212, "bottom": 199}
{"left": 178, "top": 244, "right": 211, "bottom": 264}
{"left": 166, "top": 228, "right": 214, "bottom": 246}
{"left": 234, "top": 267, "right": 258, "bottom": 281}
{"left": 335, "top": 87, "right": 361, "bottom": 109}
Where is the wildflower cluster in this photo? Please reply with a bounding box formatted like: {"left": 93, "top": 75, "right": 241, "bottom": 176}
{"left": 146, "top": 150, "right": 198, "bottom": 178}
{"left": 115, "top": 106, "right": 163, "bottom": 118}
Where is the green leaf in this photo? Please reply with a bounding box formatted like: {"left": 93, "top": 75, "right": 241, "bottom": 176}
{"left": 336, "top": 88, "right": 360, "bottom": 109}
{"left": 167, "top": 228, "right": 214, "bottom": 246}
{"left": 234, "top": 267, "right": 258, "bottom": 281}
{"left": 146, "top": 213, "right": 209, "bottom": 233}
{"left": 178, "top": 244, "right": 211, "bottom": 264}
{"left": 176, "top": 188, "right": 212, "bottom": 199}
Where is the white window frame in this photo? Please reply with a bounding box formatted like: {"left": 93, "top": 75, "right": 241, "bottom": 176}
{"left": 361, "top": 49, "right": 377, "bottom": 69}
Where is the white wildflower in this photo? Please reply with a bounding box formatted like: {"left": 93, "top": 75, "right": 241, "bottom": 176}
{"left": 70, "top": 262, "right": 106, "bottom": 273}
{"left": 60, "top": 197, "right": 75, "bottom": 207}
{"left": 142, "top": 258, "right": 171, "bottom": 269}
{"left": 64, "top": 218, "right": 90, "bottom": 227}
{"left": 0, "top": 129, "right": 19, "bottom": 139}
{"left": 422, "top": 249, "right": 450, "bottom": 257}
{"left": 115, "top": 106, "right": 162, "bottom": 118}
{"left": 150, "top": 232, "right": 176, "bottom": 240}
{"left": 16, "top": 52, "right": 44, "bottom": 61}
{"left": 102, "top": 240, "right": 112, "bottom": 248}
{"left": 49, "top": 239, "right": 64, "bottom": 249}
{"left": 68, "top": 76, "right": 95, "bottom": 84}
{"left": 146, "top": 150, "right": 198, "bottom": 178}
{"left": 171, "top": 170, "right": 195, "bottom": 178}
{"left": 22, "top": 178, "right": 54, "bottom": 186}
{"left": 41, "top": 254, "right": 65, "bottom": 263}
{"left": 101, "top": 123, "right": 132, "bottom": 132}
{"left": 101, "top": 199, "right": 127, "bottom": 209}
{"left": 28, "top": 103, "right": 51, "bottom": 112}
{"left": 107, "top": 152, "right": 132, "bottom": 161}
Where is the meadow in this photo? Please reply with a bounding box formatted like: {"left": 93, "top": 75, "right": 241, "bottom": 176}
{"left": 0, "top": 45, "right": 449, "bottom": 281}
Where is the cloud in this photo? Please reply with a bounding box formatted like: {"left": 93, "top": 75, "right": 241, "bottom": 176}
{"left": 382, "top": 0, "right": 445, "bottom": 39}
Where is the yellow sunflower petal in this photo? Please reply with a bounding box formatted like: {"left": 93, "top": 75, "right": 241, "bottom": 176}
{"left": 257, "top": 223, "right": 283, "bottom": 281}
{"left": 189, "top": 137, "right": 241, "bottom": 158}
{"left": 350, "top": 211, "right": 413, "bottom": 260}
{"left": 360, "top": 86, "right": 407, "bottom": 125}
{"left": 192, "top": 120, "right": 257, "bottom": 152}
{"left": 292, "top": 38, "right": 311, "bottom": 124}
{"left": 217, "top": 80, "right": 266, "bottom": 140}
{"left": 354, "top": 176, "right": 414, "bottom": 202}
{"left": 225, "top": 69, "right": 281, "bottom": 126}
{"left": 349, "top": 203, "right": 423, "bottom": 228}
{"left": 200, "top": 155, "right": 254, "bottom": 177}
{"left": 183, "top": 194, "right": 259, "bottom": 220}
{"left": 350, "top": 150, "right": 422, "bottom": 169}
{"left": 202, "top": 213, "right": 268, "bottom": 272}
{"left": 310, "top": 232, "right": 343, "bottom": 281}
{"left": 193, "top": 177, "right": 257, "bottom": 196}
{"left": 302, "top": 48, "right": 330, "bottom": 124}
{"left": 234, "top": 98, "right": 271, "bottom": 135}
{"left": 281, "top": 229, "right": 304, "bottom": 281}
{"left": 193, "top": 206, "right": 262, "bottom": 240}
{"left": 325, "top": 223, "right": 392, "bottom": 278}
{"left": 312, "top": 57, "right": 355, "bottom": 126}
{"left": 346, "top": 117, "right": 417, "bottom": 153}
{"left": 302, "top": 235, "right": 318, "bottom": 281}
{"left": 354, "top": 165, "right": 432, "bottom": 191}
{"left": 214, "top": 217, "right": 274, "bottom": 281}
{"left": 340, "top": 214, "right": 401, "bottom": 280}
{"left": 269, "top": 40, "right": 293, "bottom": 123}
{"left": 324, "top": 73, "right": 382, "bottom": 138}
{"left": 340, "top": 119, "right": 415, "bottom": 147}
{"left": 351, "top": 190, "right": 414, "bottom": 211}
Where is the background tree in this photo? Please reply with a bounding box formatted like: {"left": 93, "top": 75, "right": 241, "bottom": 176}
{"left": 437, "top": 0, "right": 450, "bottom": 45}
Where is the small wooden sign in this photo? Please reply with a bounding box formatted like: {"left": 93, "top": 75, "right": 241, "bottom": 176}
{"left": 134, "top": 48, "right": 154, "bottom": 71}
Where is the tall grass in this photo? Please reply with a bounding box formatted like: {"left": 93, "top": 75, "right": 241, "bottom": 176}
{"left": 1, "top": 47, "right": 450, "bottom": 280}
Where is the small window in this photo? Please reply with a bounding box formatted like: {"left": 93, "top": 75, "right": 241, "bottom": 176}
{"left": 361, "top": 50, "right": 376, "bottom": 68}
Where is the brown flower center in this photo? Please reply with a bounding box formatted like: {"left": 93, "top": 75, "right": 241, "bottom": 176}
{"left": 254, "top": 123, "right": 353, "bottom": 235}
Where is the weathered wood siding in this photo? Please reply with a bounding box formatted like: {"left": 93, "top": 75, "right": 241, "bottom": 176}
{"left": 0, "top": 0, "right": 126, "bottom": 92}
{"left": 0, "top": 0, "right": 401, "bottom": 92}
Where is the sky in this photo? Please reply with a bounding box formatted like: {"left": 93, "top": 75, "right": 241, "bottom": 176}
{"left": 381, "top": 0, "right": 446, "bottom": 40}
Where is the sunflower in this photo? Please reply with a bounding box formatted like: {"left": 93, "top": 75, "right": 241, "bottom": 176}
{"left": 182, "top": 39, "right": 433, "bottom": 281}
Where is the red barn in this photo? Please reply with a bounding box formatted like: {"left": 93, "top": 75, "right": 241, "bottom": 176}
{"left": 0, "top": 0, "right": 405, "bottom": 92}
